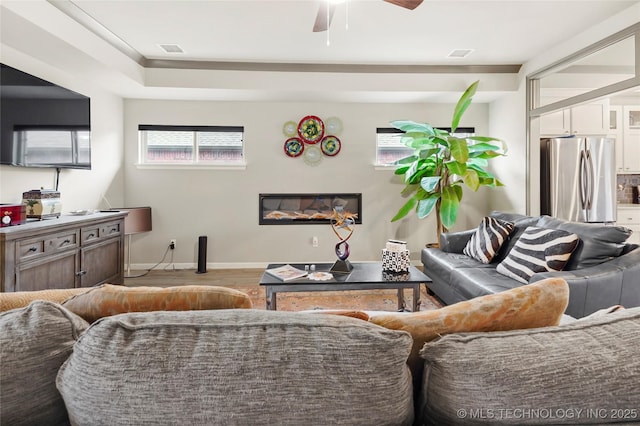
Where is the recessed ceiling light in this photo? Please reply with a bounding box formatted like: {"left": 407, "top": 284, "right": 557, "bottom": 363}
{"left": 447, "top": 49, "right": 474, "bottom": 59}
{"left": 158, "top": 44, "right": 184, "bottom": 54}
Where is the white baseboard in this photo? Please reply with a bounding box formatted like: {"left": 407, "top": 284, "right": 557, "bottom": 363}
{"left": 131, "top": 262, "right": 270, "bottom": 271}
{"left": 130, "top": 260, "right": 384, "bottom": 271}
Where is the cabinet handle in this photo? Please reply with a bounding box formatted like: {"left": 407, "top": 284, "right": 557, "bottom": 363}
{"left": 28, "top": 246, "right": 38, "bottom": 252}
{"left": 76, "top": 270, "right": 87, "bottom": 276}
{"left": 60, "top": 239, "right": 71, "bottom": 246}
{"left": 88, "top": 233, "right": 96, "bottom": 238}
{"left": 109, "top": 228, "right": 118, "bottom": 234}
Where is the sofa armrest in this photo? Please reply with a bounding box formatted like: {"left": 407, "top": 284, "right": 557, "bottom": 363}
{"left": 530, "top": 247, "right": 640, "bottom": 318}
{"left": 439, "top": 229, "right": 475, "bottom": 253}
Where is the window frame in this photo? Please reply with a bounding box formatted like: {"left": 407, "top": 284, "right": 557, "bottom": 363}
{"left": 137, "top": 124, "right": 246, "bottom": 169}
{"left": 374, "top": 126, "right": 476, "bottom": 169}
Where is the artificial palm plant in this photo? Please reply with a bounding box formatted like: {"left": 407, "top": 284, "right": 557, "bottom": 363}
{"left": 390, "top": 80, "right": 507, "bottom": 244}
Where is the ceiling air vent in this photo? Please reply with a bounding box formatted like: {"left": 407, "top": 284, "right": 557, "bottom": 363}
{"left": 158, "top": 44, "right": 184, "bottom": 54}
{"left": 447, "top": 49, "right": 474, "bottom": 59}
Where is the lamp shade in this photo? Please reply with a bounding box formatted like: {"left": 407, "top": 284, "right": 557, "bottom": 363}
{"left": 119, "top": 207, "right": 152, "bottom": 235}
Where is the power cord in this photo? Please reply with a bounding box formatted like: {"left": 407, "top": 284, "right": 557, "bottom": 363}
{"left": 124, "top": 244, "right": 174, "bottom": 278}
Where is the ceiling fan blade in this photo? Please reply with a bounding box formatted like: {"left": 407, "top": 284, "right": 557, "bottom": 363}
{"left": 383, "top": 0, "right": 424, "bottom": 10}
{"left": 313, "top": 2, "right": 336, "bottom": 32}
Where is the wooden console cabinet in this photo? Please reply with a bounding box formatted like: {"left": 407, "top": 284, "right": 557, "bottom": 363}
{"left": 0, "top": 211, "right": 127, "bottom": 292}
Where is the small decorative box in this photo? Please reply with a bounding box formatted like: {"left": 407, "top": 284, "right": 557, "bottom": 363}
{"left": 22, "top": 189, "right": 62, "bottom": 220}
{"left": 382, "top": 239, "right": 410, "bottom": 273}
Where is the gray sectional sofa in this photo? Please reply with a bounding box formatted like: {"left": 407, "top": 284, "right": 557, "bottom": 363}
{"left": 2, "top": 295, "right": 640, "bottom": 425}
{"left": 422, "top": 211, "right": 640, "bottom": 318}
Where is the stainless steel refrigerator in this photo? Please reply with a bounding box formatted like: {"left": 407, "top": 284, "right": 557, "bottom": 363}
{"left": 540, "top": 136, "right": 616, "bottom": 223}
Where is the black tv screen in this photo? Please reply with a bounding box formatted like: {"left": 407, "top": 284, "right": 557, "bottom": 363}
{"left": 0, "top": 63, "right": 91, "bottom": 169}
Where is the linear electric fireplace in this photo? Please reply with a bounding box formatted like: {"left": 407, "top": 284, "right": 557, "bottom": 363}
{"left": 259, "top": 193, "right": 362, "bottom": 225}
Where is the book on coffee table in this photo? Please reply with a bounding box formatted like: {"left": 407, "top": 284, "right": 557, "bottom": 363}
{"left": 265, "top": 264, "right": 308, "bottom": 281}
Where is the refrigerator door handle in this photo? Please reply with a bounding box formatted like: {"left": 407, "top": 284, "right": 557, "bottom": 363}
{"left": 579, "top": 150, "right": 588, "bottom": 210}
{"left": 585, "top": 149, "right": 594, "bottom": 210}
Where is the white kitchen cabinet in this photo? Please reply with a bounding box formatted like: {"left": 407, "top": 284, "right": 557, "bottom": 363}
{"left": 609, "top": 106, "right": 624, "bottom": 173}
{"left": 617, "top": 206, "right": 640, "bottom": 245}
{"left": 621, "top": 106, "right": 640, "bottom": 173}
{"left": 540, "top": 99, "right": 610, "bottom": 137}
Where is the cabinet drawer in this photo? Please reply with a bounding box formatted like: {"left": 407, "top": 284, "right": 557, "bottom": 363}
{"left": 81, "top": 226, "right": 101, "bottom": 244}
{"left": 81, "top": 222, "right": 122, "bottom": 246}
{"left": 18, "top": 239, "right": 46, "bottom": 261}
{"left": 617, "top": 209, "right": 640, "bottom": 224}
{"left": 101, "top": 222, "right": 122, "bottom": 239}
{"left": 45, "top": 232, "right": 78, "bottom": 253}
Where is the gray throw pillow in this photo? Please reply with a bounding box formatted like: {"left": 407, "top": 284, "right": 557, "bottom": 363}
{"left": 496, "top": 226, "right": 579, "bottom": 284}
{"left": 0, "top": 301, "right": 89, "bottom": 426}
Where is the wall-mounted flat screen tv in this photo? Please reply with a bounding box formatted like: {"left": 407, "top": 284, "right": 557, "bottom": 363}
{"left": 0, "top": 63, "right": 91, "bottom": 169}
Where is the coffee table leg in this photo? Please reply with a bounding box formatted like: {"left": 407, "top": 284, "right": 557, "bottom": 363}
{"left": 265, "top": 287, "right": 277, "bottom": 311}
{"left": 413, "top": 284, "right": 422, "bottom": 312}
{"left": 397, "top": 289, "right": 406, "bottom": 311}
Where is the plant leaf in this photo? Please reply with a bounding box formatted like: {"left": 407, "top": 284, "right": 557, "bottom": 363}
{"left": 395, "top": 155, "right": 418, "bottom": 165}
{"left": 390, "top": 121, "right": 436, "bottom": 135}
{"left": 417, "top": 196, "right": 438, "bottom": 219}
{"left": 448, "top": 137, "right": 469, "bottom": 163}
{"left": 400, "top": 184, "right": 418, "bottom": 197}
{"left": 420, "top": 176, "right": 441, "bottom": 192}
{"left": 440, "top": 186, "right": 460, "bottom": 229}
{"left": 467, "top": 142, "right": 501, "bottom": 153}
{"left": 463, "top": 169, "right": 480, "bottom": 190}
{"left": 391, "top": 197, "right": 418, "bottom": 222}
{"left": 451, "top": 80, "right": 478, "bottom": 132}
{"left": 394, "top": 165, "right": 410, "bottom": 175}
{"left": 445, "top": 160, "right": 466, "bottom": 176}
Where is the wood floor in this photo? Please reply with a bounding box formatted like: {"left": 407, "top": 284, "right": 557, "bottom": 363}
{"left": 124, "top": 268, "right": 442, "bottom": 312}
{"left": 124, "top": 268, "right": 264, "bottom": 288}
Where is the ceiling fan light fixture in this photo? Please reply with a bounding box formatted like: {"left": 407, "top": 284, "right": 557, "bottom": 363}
{"left": 447, "top": 49, "right": 474, "bottom": 59}
{"left": 158, "top": 44, "right": 184, "bottom": 54}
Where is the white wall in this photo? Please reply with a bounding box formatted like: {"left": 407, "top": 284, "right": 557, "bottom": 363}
{"left": 123, "top": 99, "right": 491, "bottom": 268}
{"left": 0, "top": 50, "right": 125, "bottom": 212}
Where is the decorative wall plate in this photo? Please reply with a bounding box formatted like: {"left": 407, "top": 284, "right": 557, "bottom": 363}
{"left": 284, "top": 137, "right": 304, "bottom": 157}
{"left": 297, "top": 115, "right": 325, "bottom": 144}
{"left": 282, "top": 120, "right": 298, "bottom": 137}
{"left": 303, "top": 145, "right": 323, "bottom": 166}
{"left": 320, "top": 135, "right": 341, "bottom": 156}
{"left": 325, "top": 116, "right": 343, "bottom": 136}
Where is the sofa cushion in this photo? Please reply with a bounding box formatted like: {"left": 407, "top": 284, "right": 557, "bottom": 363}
{"left": 418, "top": 306, "right": 640, "bottom": 425}
{"left": 537, "top": 216, "right": 632, "bottom": 270}
{"left": 422, "top": 249, "right": 496, "bottom": 290}
{"left": 0, "top": 287, "right": 91, "bottom": 312}
{"left": 1, "top": 301, "right": 89, "bottom": 426}
{"left": 369, "top": 278, "right": 568, "bottom": 402}
{"left": 496, "top": 226, "right": 579, "bottom": 284}
{"left": 448, "top": 267, "right": 523, "bottom": 300}
{"left": 463, "top": 216, "right": 515, "bottom": 263}
{"left": 62, "top": 283, "right": 252, "bottom": 323}
{"left": 57, "top": 309, "right": 415, "bottom": 425}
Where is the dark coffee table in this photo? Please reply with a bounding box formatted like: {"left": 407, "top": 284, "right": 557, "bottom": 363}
{"left": 259, "top": 262, "right": 431, "bottom": 312}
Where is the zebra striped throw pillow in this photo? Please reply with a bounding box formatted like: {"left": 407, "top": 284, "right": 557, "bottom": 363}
{"left": 496, "top": 226, "right": 579, "bottom": 284}
{"left": 463, "top": 217, "right": 515, "bottom": 264}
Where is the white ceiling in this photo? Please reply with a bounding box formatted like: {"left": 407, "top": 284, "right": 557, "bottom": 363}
{"left": 69, "top": 0, "right": 636, "bottom": 66}
{"left": 1, "top": 0, "right": 639, "bottom": 102}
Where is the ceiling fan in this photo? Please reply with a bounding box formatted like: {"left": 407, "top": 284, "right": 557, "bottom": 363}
{"left": 313, "top": 0, "right": 424, "bottom": 32}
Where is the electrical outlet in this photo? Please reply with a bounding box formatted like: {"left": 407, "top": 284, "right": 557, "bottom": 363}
{"left": 312, "top": 236, "right": 319, "bottom": 247}
{"left": 169, "top": 239, "right": 176, "bottom": 249}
